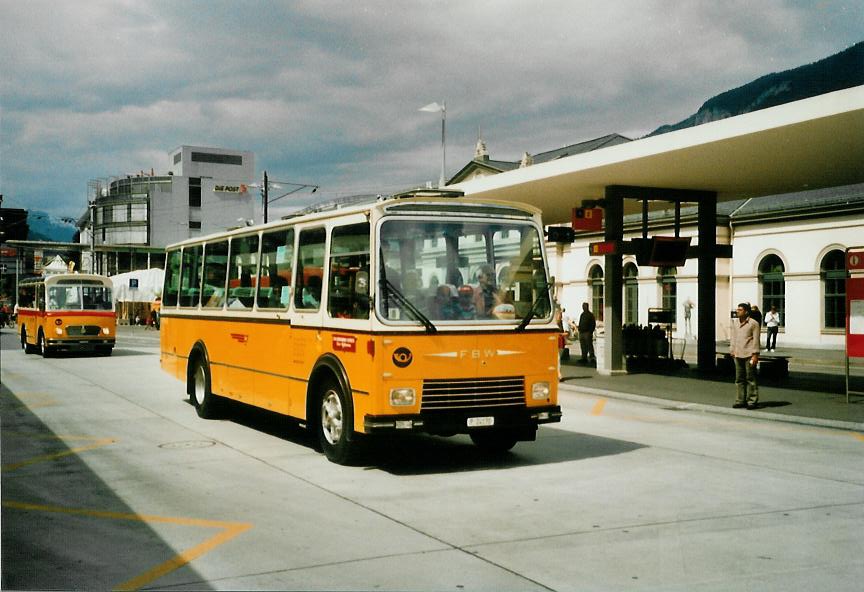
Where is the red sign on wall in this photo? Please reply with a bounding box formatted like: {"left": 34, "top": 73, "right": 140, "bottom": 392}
{"left": 848, "top": 251, "right": 864, "bottom": 271}
{"left": 847, "top": 277, "right": 864, "bottom": 359}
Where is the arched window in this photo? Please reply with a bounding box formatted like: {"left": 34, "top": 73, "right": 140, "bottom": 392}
{"left": 589, "top": 265, "right": 604, "bottom": 322}
{"left": 821, "top": 250, "right": 846, "bottom": 329}
{"left": 759, "top": 255, "right": 785, "bottom": 325}
{"left": 657, "top": 266, "right": 677, "bottom": 324}
{"left": 624, "top": 263, "right": 639, "bottom": 325}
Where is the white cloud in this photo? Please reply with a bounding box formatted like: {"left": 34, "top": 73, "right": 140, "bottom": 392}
{"left": 1, "top": 0, "right": 860, "bottom": 217}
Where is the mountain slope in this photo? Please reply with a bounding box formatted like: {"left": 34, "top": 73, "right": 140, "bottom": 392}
{"left": 649, "top": 42, "right": 864, "bottom": 136}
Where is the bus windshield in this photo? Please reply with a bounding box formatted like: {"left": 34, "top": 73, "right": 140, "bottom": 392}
{"left": 378, "top": 219, "right": 551, "bottom": 324}
{"left": 48, "top": 282, "right": 113, "bottom": 311}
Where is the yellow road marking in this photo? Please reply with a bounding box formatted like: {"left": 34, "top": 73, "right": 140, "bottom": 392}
{"left": 2, "top": 501, "right": 252, "bottom": 591}
{"left": 1, "top": 435, "right": 116, "bottom": 472}
{"left": 1, "top": 391, "right": 57, "bottom": 409}
{"left": 853, "top": 433, "right": 864, "bottom": 442}
{"left": 591, "top": 399, "right": 606, "bottom": 416}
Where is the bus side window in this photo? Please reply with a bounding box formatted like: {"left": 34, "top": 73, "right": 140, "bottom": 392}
{"left": 179, "top": 245, "right": 204, "bottom": 308}
{"left": 227, "top": 234, "right": 260, "bottom": 309}
{"left": 163, "top": 250, "right": 181, "bottom": 307}
{"left": 258, "top": 228, "right": 294, "bottom": 309}
{"left": 328, "top": 222, "right": 370, "bottom": 319}
{"left": 202, "top": 240, "right": 229, "bottom": 309}
{"left": 295, "top": 227, "right": 326, "bottom": 311}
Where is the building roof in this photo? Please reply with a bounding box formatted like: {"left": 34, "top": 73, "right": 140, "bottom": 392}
{"left": 447, "top": 133, "right": 632, "bottom": 185}
{"left": 450, "top": 86, "right": 864, "bottom": 223}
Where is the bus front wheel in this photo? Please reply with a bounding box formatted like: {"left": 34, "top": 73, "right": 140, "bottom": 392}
{"left": 317, "top": 379, "right": 359, "bottom": 465}
{"left": 191, "top": 358, "right": 221, "bottom": 419}
{"left": 469, "top": 429, "right": 520, "bottom": 454}
{"left": 38, "top": 331, "right": 53, "bottom": 358}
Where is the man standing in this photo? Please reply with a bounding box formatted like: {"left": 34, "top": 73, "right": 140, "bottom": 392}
{"left": 731, "top": 302, "right": 760, "bottom": 409}
{"left": 577, "top": 302, "right": 596, "bottom": 364}
{"left": 764, "top": 305, "right": 780, "bottom": 351}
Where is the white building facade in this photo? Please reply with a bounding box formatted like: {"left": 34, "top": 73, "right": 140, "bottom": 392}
{"left": 548, "top": 184, "right": 863, "bottom": 349}
{"left": 81, "top": 146, "right": 256, "bottom": 274}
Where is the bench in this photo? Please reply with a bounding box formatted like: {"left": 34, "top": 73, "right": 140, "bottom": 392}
{"left": 716, "top": 352, "right": 790, "bottom": 379}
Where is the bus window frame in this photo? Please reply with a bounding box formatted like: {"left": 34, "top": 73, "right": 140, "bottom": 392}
{"left": 327, "top": 221, "right": 371, "bottom": 322}
{"left": 201, "top": 239, "right": 230, "bottom": 310}
{"left": 293, "top": 226, "right": 327, "bottom": 313}
{"left": 226, "top": 232, "right": 262, "bottom": 311}
{"left": 372, "top": 215, "right": 554, "bottom": 328}
{"left": 257, "top": 227, "right": 296, "bottom": 311}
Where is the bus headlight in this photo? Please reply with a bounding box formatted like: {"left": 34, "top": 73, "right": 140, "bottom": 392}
{"left": 389, "top": 387, "right": 416, "bottom": 407}
{"left": 531, "top": 381, "right": 550, "bottom": 400}
{"left": 102, "top": 327, "right": 111, "bottom": 335}
{"left": 55, "top": 327, "right": 64, "bottom": 336}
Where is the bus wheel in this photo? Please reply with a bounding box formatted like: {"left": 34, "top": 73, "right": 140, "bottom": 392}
{"left": 318, "top": 379, "right": 358, "bottom": 465}
{"left": 191, "top": 358, "right": 221, "bottom": 419}
{"left": 469, "top": 429, "right": 520, "bottom": 454}
{"left": 22, "top": 328, "right": 37, "bottom": 354}
{"left": 38, "top": 331, "right": 53, "bottom": 358}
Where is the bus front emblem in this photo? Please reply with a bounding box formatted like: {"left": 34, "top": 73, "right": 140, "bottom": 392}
{"left": 392, "top": 347, "right": 413, "bottom": 367}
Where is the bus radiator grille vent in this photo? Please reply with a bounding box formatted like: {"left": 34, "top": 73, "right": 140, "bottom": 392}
{"left": 421, "top": 376, "right": 526, "bottom": 411}
{"left": 66, "top": 325, "right": 102, "bottom": 336}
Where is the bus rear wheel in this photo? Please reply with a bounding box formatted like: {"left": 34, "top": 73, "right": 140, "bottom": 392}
{"left": 469, "top": 429, "right": 520, "bottom": 454}
{"left": 318, "top": 379, "right": 359, "bottom": 465}
{"left": 191, "top": 358, "right": 221, "bottom": 419}
{"left": 21, "top": 328, "right": 37, "bottom": 354}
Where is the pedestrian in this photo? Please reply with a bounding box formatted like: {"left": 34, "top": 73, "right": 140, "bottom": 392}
{"left": 764, "top": 305, "right": 780, "bottom": 351}
{"left": 683, "top": 298, "right": 694, "bottom": 336}
{"left": 730, "top": 302, "right": 760, "bottom": 409}
{"left": 577, "top": 302, "right": 596, "bottom": 364}
{"left": 750, "top": 304, "right": 763, "bottom": 326}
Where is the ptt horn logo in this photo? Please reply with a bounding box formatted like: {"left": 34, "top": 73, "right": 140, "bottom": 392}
{"left": 392, "top": 347, "right": 413, "bottom": 368}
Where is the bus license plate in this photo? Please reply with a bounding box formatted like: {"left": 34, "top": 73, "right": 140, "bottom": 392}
{"left": 467, "top": 416, "right": 494, "bottom": 427}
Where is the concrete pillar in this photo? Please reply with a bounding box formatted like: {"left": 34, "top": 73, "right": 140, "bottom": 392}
{"left": 697, "top": 193, "right": 717, "bottom": 371}
{"left": 601, "top": 187, "right": 625, "bottom": 374}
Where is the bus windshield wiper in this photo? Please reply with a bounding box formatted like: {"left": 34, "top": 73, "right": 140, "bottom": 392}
{"left": 380, "top": 279, "right": 437, "bottom": 334}
{"left": 515, "top": 288, "right": 550, "bottom": 332}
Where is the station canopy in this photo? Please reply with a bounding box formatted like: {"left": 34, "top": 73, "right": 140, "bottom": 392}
{"left": 450, "top": 86, "right": 864, "bottom": 223}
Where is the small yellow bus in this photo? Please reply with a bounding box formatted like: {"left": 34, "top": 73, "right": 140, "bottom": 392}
{"left": 18, "top": 273, "right": 116, "bottom": 357}
{"left": 160, "top": 191, "right": 562, "bottom": 463}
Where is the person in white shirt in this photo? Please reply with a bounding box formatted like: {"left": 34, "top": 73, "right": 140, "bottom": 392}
{"left": 764, "top": 305, "right": 781, "bottom": 351}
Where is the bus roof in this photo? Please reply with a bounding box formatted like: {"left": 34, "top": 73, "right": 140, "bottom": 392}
{"left": 165, "top": 194, "right": 544, "bottom": 250}
{"left": 20, "top": 273, "right": 113, "bottom": 287}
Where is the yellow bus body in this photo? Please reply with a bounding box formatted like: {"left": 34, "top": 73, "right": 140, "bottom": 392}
{"left": 161, "top": 320, "right": 559, "bottom": 433}
{"left": 160, "top": 194, "right": 562, "bottom": 462}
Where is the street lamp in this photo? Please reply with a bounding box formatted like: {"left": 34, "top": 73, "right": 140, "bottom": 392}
{"left": 250, "top": 171, "right": 319, "bottom": 223}
{"left": 419, "top": 101, "right": 446, "bottom": 188}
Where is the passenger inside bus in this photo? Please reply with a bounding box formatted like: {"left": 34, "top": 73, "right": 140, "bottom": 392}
{"left": 301, "top": 275, "right": 322, "bottom": 308}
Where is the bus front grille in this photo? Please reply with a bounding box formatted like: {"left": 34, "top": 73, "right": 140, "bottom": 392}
{"left": 421, "top": 376, "right": 526, "bottom": 411}
{"left": 66, "top": 325, "right": 102, "bottom": 336}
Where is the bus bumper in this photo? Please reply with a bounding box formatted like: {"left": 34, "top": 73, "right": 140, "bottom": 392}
{"left": 363, "top": 405, "right": 562, "bottom": 436}
{"left": 46, "top": 338, "right": 115, "bottom": 351}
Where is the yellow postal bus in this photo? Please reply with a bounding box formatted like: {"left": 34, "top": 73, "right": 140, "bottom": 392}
{"left": 18, "top": 273, "right": 116, "bottom": 357}
{"left": 160, "top": 191, "right": 562, "bottom": 463}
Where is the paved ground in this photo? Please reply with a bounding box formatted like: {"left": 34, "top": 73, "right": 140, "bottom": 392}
{"left": 3, "top": 327, "right": 863, "bottom": 591}
{"left": 561, "top": 339, "right": 864, "bottom": 430}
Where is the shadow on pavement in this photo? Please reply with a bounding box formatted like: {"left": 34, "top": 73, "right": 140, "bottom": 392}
{"left": 210, "top": 398, "right": 646, "bottom": 475}
{"left": 2, "top": 384, "right": 214, "bottom": 591}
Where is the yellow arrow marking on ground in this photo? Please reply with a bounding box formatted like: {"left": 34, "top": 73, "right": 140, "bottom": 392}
{"left": 1, "top": 435, "right": 116, "bottom": 472}
{"left": 591, "top": 399, "right": 606, "bottom": 416}
{"left": 2, "top": 500, "right": 252, "bottom": 591}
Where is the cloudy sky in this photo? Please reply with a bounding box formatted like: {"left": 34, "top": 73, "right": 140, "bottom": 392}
{"left": 1, "top": 0, "right": 860, "bottom": 222}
